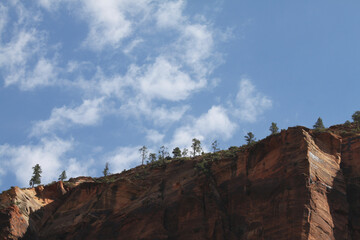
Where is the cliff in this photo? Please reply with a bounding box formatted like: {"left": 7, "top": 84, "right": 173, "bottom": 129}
{"left": 0, "top": 124, "right": 359, "bottom": 239}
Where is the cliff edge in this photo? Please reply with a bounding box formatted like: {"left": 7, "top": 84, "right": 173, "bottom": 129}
{"left": 0, "top": 124, "right": 360, "bottom": 239}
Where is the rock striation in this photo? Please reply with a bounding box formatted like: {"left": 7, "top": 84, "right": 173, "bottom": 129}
{"left": 0, "top": 124, "right": 359, "bottom": 239}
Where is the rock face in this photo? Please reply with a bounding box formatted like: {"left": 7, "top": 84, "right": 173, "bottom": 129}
{"left": 0, "top": 125, "right": 359, "bottom": 239}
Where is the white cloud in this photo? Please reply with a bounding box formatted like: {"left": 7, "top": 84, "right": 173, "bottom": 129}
{"left": 70, "top": 68, "right": 130, "bottom": 99}
{"left": 235, "top": 78, "right": 272, "bottom": 122}
{"left": 120, "top": 97, "right": 189, "bottom": 126}
{"left": 31, "top": 98, "right": 106, "bottom": 136}
{"left": 171, "top": 105, "right": 237, "bottom": 148}
{"left": 0, "top": 138, "right": 73, "bottom": 187}
{"left": 106, "top": 146, "right": 142, "bottom": 173}
{"left": 66, "top": 158, "right": 94, "bottom": 179}
{"left": 132, "top": 57, "right": 206, "bottom": 101}
{"left": 146, "top": 129, "right": 165, "bottom": 143}
{"left": 37, "top": 0, "right": 62, "bottom": 11}
{"left": 0, "top": 29, "right": 38, "bottom": 68}
{"left": 5, "top": 58, "right": 58, "bottom": 90}
{"left": 156, "top": 0, "right": 185, "bottom": 29}
{"left": 98, "top": 75, "right": 128, "bottom": 98}
{"left": 123, "top": 38, "right": 143, "bottom": 55}
{"left": 0, "top": 2, "right": 60, "bottom": 91}
{"left": 179, "top": 24, "right": 214, "bottom": 72}
{"left": 0, "top": 3, "right": 7, "bottom": 35}
{"left": 32, "top": 0, "right": 219, "bottom": 130}
{"left": 79, "top": 0, "right": 151, "bottom": 51}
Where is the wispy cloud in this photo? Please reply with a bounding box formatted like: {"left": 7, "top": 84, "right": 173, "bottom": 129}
{"left": 0, "top": 3, "right": 8, "bottom": 36}
{"left": 0, "top": 138, "right": 73, "bottom": 186}
{"left": 131, "top": 57, "right": 206, "bottom": 101}
{"left": 146, "top": 129, "right": 165, "bottom": 143}
{"left": 156, "top": 0, "right": 185, "bottom": 29}
{"left": 106, "top": 146, "right": 142, "bottom": 173}
{"left": 5, "top": 57, "right": 58, "bottom": 90}
{"left": 123, "top": 38, "right": 144, "bottom": 55}
{"left": 171, "top": 105, "right": 237, "bottom": 149}
{"left": 31, "top": 98, "right": 106, "bottom": 136}
{"left": 37, "top": 0, "right": 62, "bottom": 11}
{"left": 120, "top": 98, "right": 190, "bottom": 126}
{"left": 0, "top": 1, "right": 264, "bottom": 188}
{"left": 234, "top": 78, "right": 272, "bottom": 122}
{"left": 66, "top": 158, "right": 94, "bottom": 179}
{"left": 0, "top": 2, "right": 60, "bottom": 91}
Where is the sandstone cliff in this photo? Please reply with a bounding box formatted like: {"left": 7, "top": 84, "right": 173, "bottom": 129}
{"left": 0, "top": 124, "right": 359, "bottom": 239}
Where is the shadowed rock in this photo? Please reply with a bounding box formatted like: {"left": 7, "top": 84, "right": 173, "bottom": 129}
{"left": 0, "top": 125, "right": 359, "bottom": 239}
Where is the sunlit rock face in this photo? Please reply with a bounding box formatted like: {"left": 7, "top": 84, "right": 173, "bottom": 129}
{"left": 0, "top": 124, "right": 359, "bottom": 239}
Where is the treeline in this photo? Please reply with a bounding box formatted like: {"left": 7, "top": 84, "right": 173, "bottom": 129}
{"left": 28, "top": 111, "right": 360, "bottom": 187}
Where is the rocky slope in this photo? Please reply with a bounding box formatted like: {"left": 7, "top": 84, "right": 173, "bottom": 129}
{"left": 0, "top": 124, "right": 359, "bottom": 239}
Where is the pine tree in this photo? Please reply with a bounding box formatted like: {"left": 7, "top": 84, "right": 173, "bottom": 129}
{"left": 269, "top": 122, "right": 279, "bottom": 135}
{"left": 58, "top": 170, "right": 67, "bottom": 181}
{"left": 313, "top": 117, "right": 325, "bottom": 130}
{"left": 103, "top": 162, "right": 110, "bottom": 177}
{"left": 172, "top": 147, "right": 182, "bottom": 158}
{"left": 245, "top": 132, "right": 255, "bottom": 145}
{"left": 29, "top": 164, "right": 42, "bottom": 187}
{"left": 191, "top": 138, "right": 202, "bottom": 157}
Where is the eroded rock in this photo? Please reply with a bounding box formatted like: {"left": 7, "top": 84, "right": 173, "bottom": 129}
{"left": 0, "top": 125, "right": 359, "bottom": 239}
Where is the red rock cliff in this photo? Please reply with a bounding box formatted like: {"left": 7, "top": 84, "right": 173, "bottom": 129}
{"left": 0, "top": 125, "right": 359, "bottom": 239}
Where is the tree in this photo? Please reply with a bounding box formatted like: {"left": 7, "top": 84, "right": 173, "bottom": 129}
{"left": 182, "top": 148, "right": 188, "bottom": 157}
{"left": 158, "top": 146, "right": 169, "bottom": 161}
{"left": 29, "top": 164, "right": 42, "bottom": 187}
{"left": 139, "top": 146, "right": 148, "bottom": 165}
{"left": 269, "top": 122, "right": 279, "bottom": 135}
{"left": 352, "top": 111, "right": 360, "bottom": 123}
{"left": 191, "top": 138, "right": 202, "bottom": 157}
{"left": 103, "top": 162, "right": 110, "bottom": 177}
{"left": 313, "top": 117, "right": 325, "bottom": 130}
{"left": 58, "top": 170, "right": 67, "bottom": 181}
{"left": 149, "top": 153, "right": 157, "bottom": 163}
{"left": 344, "top": 120, "right": 351, "bottom": 128}
{"left": 245, "top": 132, "right": 255, "bottom": 145}
{"left": 211, "top": 140, "right": 219, "bottom": 153}
{"left": 172, "top": 147, "right": 182, "bottom": 158}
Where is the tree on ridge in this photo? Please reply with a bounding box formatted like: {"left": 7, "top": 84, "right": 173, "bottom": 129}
{"left": 103, "top": 162, "right": 110, "bottom": 177}
{"left": 139, "top": 146, "right": 148, "bottom": 165}
{"left": 191, "top": 138, "right": 202, "bottom": 157}
{"left": 269, "top": 122, "right": 279, "bottom": 135}
{"left": 212, "top": 140, "right": 219, "bottom": 153}
{"left": 245, "top": 132, "right": 255, "bottom": 145}
{"left": 58, "top": 170, "right": 67, "bottom": 181}
{"left": 29, "top": 164, "right": 42, "bottom": 187}
{"left": 313, "top": 117, "right": 325, "bottom": 130}
{"left": 172, "top": 147, "right": 181, "bottom": 158}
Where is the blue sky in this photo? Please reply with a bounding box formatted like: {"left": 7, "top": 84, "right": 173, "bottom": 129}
{"left": 0, "top": 0, "right": 359, "bottom": 191}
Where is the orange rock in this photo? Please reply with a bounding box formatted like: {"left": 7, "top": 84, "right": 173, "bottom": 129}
{"left": 0, "top": 125, "right": 359, "bottom": 239}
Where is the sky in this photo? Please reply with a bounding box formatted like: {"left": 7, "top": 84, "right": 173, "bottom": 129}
{"left": 0, "top": 0, "right": 359, "bottom": 191}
